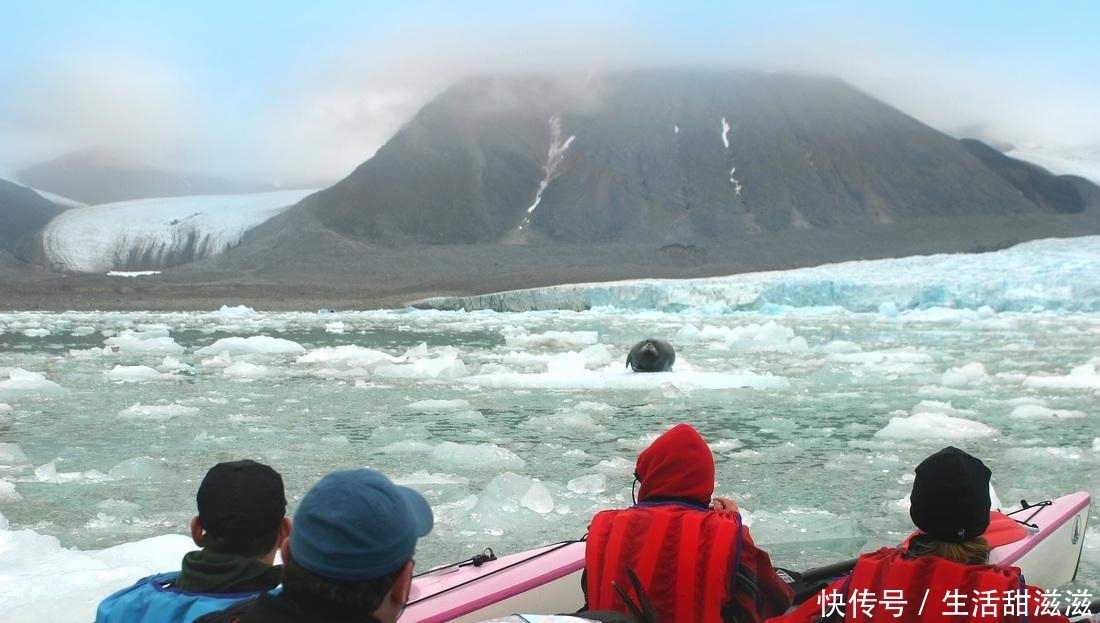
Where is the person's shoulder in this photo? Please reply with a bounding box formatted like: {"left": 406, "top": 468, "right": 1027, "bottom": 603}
{"left": 98, "top": 572, "right": 178, "bottom": 604}
{"left": 192, "top": 594, "right": 262, "bottom": 623}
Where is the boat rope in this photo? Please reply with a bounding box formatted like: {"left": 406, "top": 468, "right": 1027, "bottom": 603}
{"left": 408, "top": 539, "right": 585, "bottom": 606}
{"left": 417, "top": 547, "right": 499, "bottom": 576}
{"left": 1005, "top": 499, "right": 1052, "bottom": 531}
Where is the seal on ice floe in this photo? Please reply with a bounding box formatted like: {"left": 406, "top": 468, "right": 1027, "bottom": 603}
{"left": 625, "top": 338, "right": 676, "bottom": 372}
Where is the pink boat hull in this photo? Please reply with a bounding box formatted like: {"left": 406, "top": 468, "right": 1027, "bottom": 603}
{"left": 400, "top": 491, "right": 1091, "bottom": 623}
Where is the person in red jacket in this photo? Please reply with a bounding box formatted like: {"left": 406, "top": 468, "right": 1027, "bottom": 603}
{"left": 768, "top": 446, "right": 1070, "bottom": 623}
{"left": 583, "top": 423, "right": 793, "bottom": 623}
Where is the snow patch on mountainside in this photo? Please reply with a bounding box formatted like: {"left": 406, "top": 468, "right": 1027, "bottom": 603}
{"left": 41, "top": 189, "right": 315, "bottom": 273}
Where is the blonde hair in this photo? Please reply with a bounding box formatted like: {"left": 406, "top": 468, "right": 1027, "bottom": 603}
{"left": 907, "top": 535, "right": 991, "bottom": 565}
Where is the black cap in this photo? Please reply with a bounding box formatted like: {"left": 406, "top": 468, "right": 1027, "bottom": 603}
{"left": 197, "top": 460, "right": 286, "bottom": 540}
{"left": 909, "top": 446, "right": 991, "bottom": 543}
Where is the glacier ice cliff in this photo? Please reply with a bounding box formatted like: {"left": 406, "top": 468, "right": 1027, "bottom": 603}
{"left": 414, "top": 236, "right": 1100, "bottom": 313}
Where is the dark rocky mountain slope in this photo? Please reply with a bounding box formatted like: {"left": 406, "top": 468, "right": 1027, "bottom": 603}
{"left": 4, "top": 70, "right": 1100, "bottom": 311}
{"left": 296, "top": 70, "right": 1092, "bottom": 246}
{"left": 0, "top": 179, "right": 65, "bottom": 261}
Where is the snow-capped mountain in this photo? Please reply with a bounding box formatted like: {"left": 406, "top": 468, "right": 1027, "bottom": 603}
{"left": 40, "top": 189, "right": 316, "bottom": 273}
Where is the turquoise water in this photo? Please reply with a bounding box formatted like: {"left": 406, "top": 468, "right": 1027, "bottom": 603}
{"left": 2, "top": 305, "right": 1097, "bottom": 599}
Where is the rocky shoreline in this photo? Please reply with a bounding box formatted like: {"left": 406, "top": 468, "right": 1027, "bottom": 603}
{"left": 4, "top": 211, "right": 1100, "bottom": 313}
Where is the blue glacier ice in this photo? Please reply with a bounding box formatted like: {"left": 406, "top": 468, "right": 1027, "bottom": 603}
{"left": 416, "top": 236, "right": 1100, "bottom": 313}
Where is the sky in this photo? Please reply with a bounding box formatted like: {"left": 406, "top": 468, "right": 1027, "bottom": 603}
{"left": 1, "top": 0, "right": 1097, "bottom": 186}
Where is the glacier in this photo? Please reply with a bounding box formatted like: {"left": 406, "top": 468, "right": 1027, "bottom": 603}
{"left": 39, "top": 189, "right": 316, "bottom": 273}
{"left": 415, "top": 235, "right": 1100, "bottom": 313}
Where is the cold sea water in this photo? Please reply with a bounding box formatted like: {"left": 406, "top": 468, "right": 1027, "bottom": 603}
{"left": 1, "top": 236, "right": 1099, "bottom": 622}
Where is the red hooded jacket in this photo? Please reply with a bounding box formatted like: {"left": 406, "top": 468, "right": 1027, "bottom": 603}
{"left": 585, "top": 423, "right": 793, "bottom": 623}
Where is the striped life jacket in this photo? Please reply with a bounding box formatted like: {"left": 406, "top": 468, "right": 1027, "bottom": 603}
{"left": 585, "top": 503, "right": 790, "bottom": 623}
{"left": 833, "top": 548, "right": 1035, "bottom": 623}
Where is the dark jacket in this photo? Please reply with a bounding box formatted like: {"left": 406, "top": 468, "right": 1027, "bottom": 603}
{"left": 194, "top": 591, "right": 384, "bottom": 623}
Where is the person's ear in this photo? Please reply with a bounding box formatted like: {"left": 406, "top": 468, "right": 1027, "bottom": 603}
{"left": 190, "top": 517, "right": 205, "bottom": 547}
{"left": 280, "top": 535, "right": 292, "bottom": 563}
{"left": 277, "top": 517, "right": 292, "bottom": 548}
{"left": 391, "top": 559, "right": 415, "bottom": 606}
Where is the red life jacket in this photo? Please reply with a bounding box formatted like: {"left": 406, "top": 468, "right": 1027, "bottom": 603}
{"left": 829, "top": 548, "right": 1045, "bottom": 623}
{"left": 586, "top": 503, "right": 790, "bottom": 623}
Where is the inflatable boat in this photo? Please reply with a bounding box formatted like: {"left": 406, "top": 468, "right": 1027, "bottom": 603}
{"left": 400, "top": 491, "right": 1092, "bottom": 623}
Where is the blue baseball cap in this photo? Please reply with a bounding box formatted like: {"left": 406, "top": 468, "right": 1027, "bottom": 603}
{"left": 290, "top": 469, "right": 434, "bottom": 580}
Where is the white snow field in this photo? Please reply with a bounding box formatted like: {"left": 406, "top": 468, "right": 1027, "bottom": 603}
{"left": 39, "top": 189, "right": 316, "bottom": 273}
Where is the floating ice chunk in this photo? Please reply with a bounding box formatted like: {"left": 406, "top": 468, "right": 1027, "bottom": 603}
{"left": 108, "top": 456, "right": 169, "bottom": 481}
{"left": 35, "top": 461, "right": 59, "bottom": 483}
{"left": 0, "top": 530, "right": 194, "bottom": 623}
{"left": 431, "top": 442, "right": 526, "bottom": 471}
{"left": 820, "top": 340, "right": 862, "bottom": 354}
{"left": 196, "top": 335, "right": 305, "bottom": 356}
{"left": 374, "top": 353, "right": 468, "bottom": 379}
{"left": 0, "top": 442, "right": 29, "bottom": 465}
{"left": 568, "top": 474, "right": 606, "bottom": 494}
{"left": 200, "top": 351, "right": 234, "bottom": 368}
{"left": 677, "top": 321, "right": 808, "bottom": 353}
{"left": 503, "top": 327, "right": 599, "bottom": 348}
{"left": 941, "top": 362, "right": 988, "bottom": 386}
{"left": 731, "top": 321, "right": 808, "bottom": 352}
{"left": 407, "top": 399, "right": 472, "bottom": 411}
{"left": 675, "top": 323, "right": 701, "bottom": 342}
{"left": 1023, "top": 363, "right": 1100, "bottom": 390}
{"left": 579, "top": 343, "right": 613, "bottom": 367}
{"left": 297, "top": 345, "right": 394, "bottom": 368}
{"left": 710, "top": 438, "right": 745, "bottom": 453}
{"left": 1, "top": 368, "right": 67, "bottom": 400}
{"left": 105, "top": 365, "right": 165, "bottom": 383}
{"left": 547, "top": 352, "right": 586, "bottom": 375}
{"left": 105, "top": 331, "right": 185, "bottom": 355}
{"left": 412, "top": 353, "right": 467, "bottom": 379}
{"left": 223, "top": 361, "right": 273, "bottom": 378}
{"left": 1009, "top": 404, "right": 1086, "bottom": 419}
{"left": 524, "top": 410, "right": 598, "bottom": 431}
{"left": 395, "top": 471, "right": 471, "bottom": 488}
{"left": 324, "top": 321, "right": 345, "bottom": 334}
{"left": 215, "top": 305, "right": 257, "bottom": 316}
{"left": 97, "top": 497, "right": 142, "bottom": 515}
{"left": 379, "top": 440, "right": 435, "bottom": 454}
{"left": 874, "top": 402, "right": 997, "bottom": 440}
{"left": 160, "top": 356, "right": 195, "bottom": 374}
{"left": 462, "top": 367, "right": 789, "bottom": 390}
{"left": 1005, "top": 446, "right": 1084, "bottom": 461}
{"left": 1093, "top": 438, "right": 1100, "bottom": 452}
{"left": 0, "top": 479, "right": 20, "bottom": 501}
{"left": 118, "top": 403, "right": 200, "bottom": 421}
{"left": 879, "top": 302, "right": 899, "bottom": 317}
{"left": 407, "top": 342, "right": 436, "bottom": 359}
{"left": 23, "top": 328, "right": 50, "bottom": 337}
{"left": 521, "top": 481, "right": 554, "bottom": 513}
{"left": 472, "top": 472, "right": 554, "bottom": 524}
{"left": 747, "top": 507, "right": 863, "bottom": 545}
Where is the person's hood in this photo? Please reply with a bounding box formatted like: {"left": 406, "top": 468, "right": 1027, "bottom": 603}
{"left": 636, "top": 423, "right": 715, "bottom": 505}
